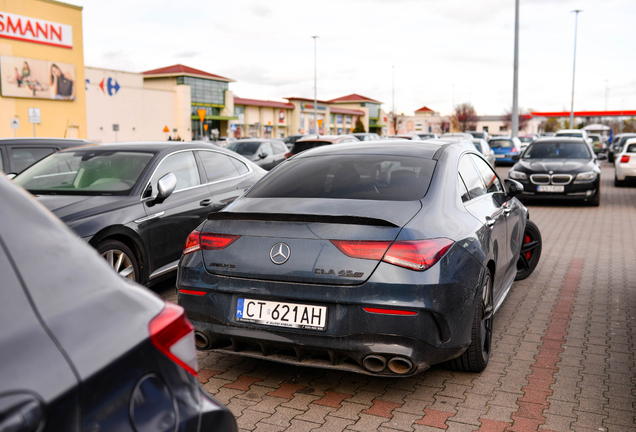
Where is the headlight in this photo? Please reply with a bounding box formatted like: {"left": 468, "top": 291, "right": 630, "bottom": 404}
{"left": 575, "top": 171, "right": 597, "bottom": 182}
{"left": 509, "top": 170, "right": 527, "bottom": 180}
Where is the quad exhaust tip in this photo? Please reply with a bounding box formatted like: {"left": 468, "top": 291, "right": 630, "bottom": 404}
{"left": 387, "top": 357, "right": 413, "bottom": 375}
{"left": 362, "top": 355, "right": 387, "bottom": 373}
{"left": 194, "top": 331, "right": 211, "bottom": 350}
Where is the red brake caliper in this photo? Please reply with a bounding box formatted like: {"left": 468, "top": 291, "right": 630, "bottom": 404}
{"left": 525, "top": 235, "right": 531, "bottom": 259}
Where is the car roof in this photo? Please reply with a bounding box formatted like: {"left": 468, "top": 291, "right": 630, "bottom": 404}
{"left": 293, "top": 140, "right": 449, "bottom": 160}
{"left": 55, "top": 141, "right": 225, "bottom": 153}
{"left": 296, "top": 134, "right": 355, "bottom": 143}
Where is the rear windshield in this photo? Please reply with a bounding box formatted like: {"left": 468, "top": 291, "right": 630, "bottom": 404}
{"left": 627, "top": 144, "right": 636, "bottom": 153}
{"left": 227, "top": 141, "right": 260, "bottom": 155}
{"left": 556, "top": 133, "right": 583, "bottom": 138}
{"left": 246, "top": 154, "right": 436, "bottom": 201}
{"left": 291, "top": 140, "right": 329, "bottom": 154}
{"left": 489, "top": 139, "right": 513, "bottom": 148}
{"left": 523, "top": 142, "right": 591, "bottom": 159}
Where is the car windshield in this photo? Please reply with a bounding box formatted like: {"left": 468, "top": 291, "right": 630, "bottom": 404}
{"left": 227, "top": 141, "right": 261, "bottom": 155}
{"left": 246, "top": 154, "right": 436, "bottom": 201}
{"left": 15, "top": 150, "right": 155, "bottom": 194}
{"left": 519, "top": 137, "right": 533, "bottom": 143}
{"left": 523, "top": 142, "right": 591, "bottom": 159}
{"left": 489, "top": 139, "right": 513, "bottom": 148}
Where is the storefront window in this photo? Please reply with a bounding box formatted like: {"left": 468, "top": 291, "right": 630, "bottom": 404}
{"left": 191, "top": 106, "right": 220, "bottom": 117}
{"left": 367, "top": 103, "right": 380, "bottom": 119}
{"left": 177, "top": 76, "right": 228, "bottom": 105}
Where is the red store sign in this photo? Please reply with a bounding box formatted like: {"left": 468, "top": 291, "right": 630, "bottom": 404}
{"left": 0, "top": 11, "right": 73, "bottom": 49}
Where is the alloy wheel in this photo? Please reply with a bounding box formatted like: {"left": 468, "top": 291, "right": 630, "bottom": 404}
{"left": 102, "top": 248, "right": 136, "bottom": 280}
{"left": 517, "top": 234, "right": 540, "bottom": 273}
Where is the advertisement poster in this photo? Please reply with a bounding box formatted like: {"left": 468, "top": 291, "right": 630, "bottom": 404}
{"left": 0, "top": 55, "right": 76, "bottom": 100}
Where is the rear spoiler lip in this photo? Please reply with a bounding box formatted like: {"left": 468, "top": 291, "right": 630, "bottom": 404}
{"left": 207, "top": 212, "right": 399, "bottom": 228}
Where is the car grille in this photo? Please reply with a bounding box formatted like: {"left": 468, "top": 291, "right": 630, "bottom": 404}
{"left": 530, "top": 174, "right": 573, "bottom": 185}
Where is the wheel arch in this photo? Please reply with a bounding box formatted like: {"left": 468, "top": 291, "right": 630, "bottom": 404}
{"left": 88, "top": 226, "right": 149, "bottom": 284}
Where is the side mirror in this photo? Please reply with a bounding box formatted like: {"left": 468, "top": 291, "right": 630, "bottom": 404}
{"left": 511, "top": 154, "right": 521, "bottom": 161}
{"left": 156, "top": 172, "right": 177, "bottom": 203}
{"left": 258, "top": 153, "right": 267, "bottom": 159}
{"left": 6, "top": 173, "right": 17, "bottom": 180}
{"left": 504, "top": 178, "right": 524, "bottom": 199}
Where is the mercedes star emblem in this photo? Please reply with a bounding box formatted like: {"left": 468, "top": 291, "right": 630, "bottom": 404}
{"left": 270, "top": 243, "right": 291, "bottom": 265}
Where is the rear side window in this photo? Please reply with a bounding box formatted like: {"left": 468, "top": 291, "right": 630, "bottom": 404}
{"left": 273, "top": 142, "right": 287, "bottom": 153}
{"left": 197, "top": 151, "right": 241, "bottom": 183}
{"left": 626, "top": 144, "right": 636, "bottom": 153}
{"left": 0, "top": 148, "right": 3, "bottom": 172}
{"left": 458, "top": 156, "right": 486, "bottom": 199}
{"left": 246, "top": 154, "right": 436, "bottom": 201}
{"left": 458, "top": 175, "right": 470, "bottom": 203}
{"left": 150, "top": 151, "right": 200, "bottom": 193}
{"left": 10, "top": 147, "right": 55, "bottom": 173}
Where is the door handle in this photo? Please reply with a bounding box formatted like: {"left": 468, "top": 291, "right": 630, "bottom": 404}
{"left": 199, "top": 199, "right": 212, "bottom": 207}
{"left": 485, "top": 217, "right": 496, "bottom": 228}
{"left": 503, "top": 207, "right": 512, "bottom": 216}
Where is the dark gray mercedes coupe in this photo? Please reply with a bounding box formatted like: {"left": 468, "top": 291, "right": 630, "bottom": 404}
{"left": 177, "top": 141, "right": 542, "bottom": 376}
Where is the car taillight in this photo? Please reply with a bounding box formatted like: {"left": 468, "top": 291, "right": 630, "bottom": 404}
{"left": 284, "top": 152, "right": 293, "bottom": 159}
{"left": 383, "top": 238, "right": 454, "bottom": 271}
{"left": 331, "top": 238, "right": 454, "bottom": 271}
{"left": 149, "top": 302, "right": 197, "bottom": 376}
{"left": 330, "top": 240, "right": 392, "bottom": 260}
{"left": 510, "top": 147, "right": 519, "bottom": 153}
{"left": 620, "top": 155, "right": 630, "bottom": 163}
{"left": 183, "top": 231, "right": 240, "bottom": 255}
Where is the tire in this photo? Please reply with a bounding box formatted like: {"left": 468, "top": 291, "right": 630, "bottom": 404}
{"left": 614, "top": 175, "right": 623, "bottom": 187}
{"left": 97, "top": 239, "right": 139, "bottom": 282}
{"left": 446, "top": 269, "right": 493, "bottom": 373}
{"left": 515, "top": 220, "right": 542, "bottom": 281}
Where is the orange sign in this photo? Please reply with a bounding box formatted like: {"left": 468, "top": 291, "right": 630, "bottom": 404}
{"left": 318, "top": 119, "right": 323, "bottom": 127}
{"left": 203, "top": 124, "right": 208, "bottom": 131}
{"left": 197, "top": 109, "right": 206, "bottom": 122}
{"left": 163, "top": 125, "right": 170, "bottom": 132}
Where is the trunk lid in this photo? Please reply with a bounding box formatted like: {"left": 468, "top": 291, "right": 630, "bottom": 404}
{"left": 199, "top": 198, "right": 421, "bottom": 285}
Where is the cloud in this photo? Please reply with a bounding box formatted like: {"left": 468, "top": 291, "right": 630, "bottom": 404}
{"left": 175, "top": 51, "right": 200, "bottom": 58}
{"left": 251, "top": 4, "right": 272, "bottom": 17}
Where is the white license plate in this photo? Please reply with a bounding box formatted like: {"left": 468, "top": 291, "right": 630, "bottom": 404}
{"left": 537, "top": 185, "right": 564, "bottom": 192}
{"left": 495, "top": 154, "right": 505, "bottom": 159}
{"left": 236, "top": 298, "right": 327, "bottom": 331}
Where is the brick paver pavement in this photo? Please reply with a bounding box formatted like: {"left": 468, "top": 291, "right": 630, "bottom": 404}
{"left": 158, "top": 162, "right": 636, "bottom": 431}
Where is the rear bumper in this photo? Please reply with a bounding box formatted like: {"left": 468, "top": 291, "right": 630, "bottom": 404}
{"left": 177, "top": 245, "right": 483, "bottom": 376}
{"left": 615, "top": 165, "right": 636, "bottom": 181}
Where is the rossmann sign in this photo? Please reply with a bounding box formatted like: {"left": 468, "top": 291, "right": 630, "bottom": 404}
{"left": 0, "top": 11, "right": 73, "bottom": 49}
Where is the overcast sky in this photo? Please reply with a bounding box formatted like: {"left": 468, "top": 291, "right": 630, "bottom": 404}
{"left": 80, "top": 0, "right": 636, "bottom": 116}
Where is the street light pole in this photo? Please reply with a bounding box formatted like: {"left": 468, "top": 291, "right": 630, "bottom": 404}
{"left": 312, "top": 36, "right": 319, "bottom": 135}
{"left": 511, "top": 0, "right": 520, "bottom": 137}
{"left": 570, "top": 10, "right": 582, "bottom": 129}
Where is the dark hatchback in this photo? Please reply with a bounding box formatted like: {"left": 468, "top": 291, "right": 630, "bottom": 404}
{"left": 178, "top": 141, "right": 542, "bottom": 376}
{"left": 226, "top": 139, "right": 287, "bottom": 170}
{"left": 13, "top": 141, "right": 265, "bottom": 285}
{"left": 508, "top": 138, "right": 602, "bottom": 206}
{"left": 0, "top": 174, "right": 236, "bottom": 432}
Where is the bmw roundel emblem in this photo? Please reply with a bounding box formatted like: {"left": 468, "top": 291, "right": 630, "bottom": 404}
{"left": 270, "top": 243, "right": 291, "bottom": 265}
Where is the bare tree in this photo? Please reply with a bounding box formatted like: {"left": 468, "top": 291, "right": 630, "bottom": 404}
{"left": 389, "top": 112, "right": 405, "bottom": 135}
{"left": 503, "top": 108, "right": 531, "bottom": 132}
{"left": 451, "top": 103, "right": 478, "bottom": 132}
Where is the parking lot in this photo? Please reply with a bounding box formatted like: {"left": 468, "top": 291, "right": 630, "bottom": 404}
{"left": 157, "top": 161, "right": 636, "bottom": 432}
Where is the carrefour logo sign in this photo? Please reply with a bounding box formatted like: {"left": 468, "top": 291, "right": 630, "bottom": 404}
{"left": 0, "top": 11, "right": 73, "bottom": 49}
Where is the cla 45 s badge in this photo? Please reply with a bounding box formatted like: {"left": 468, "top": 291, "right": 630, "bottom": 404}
{"left": 315, "top": 268, "right": 364, "bottom": 278}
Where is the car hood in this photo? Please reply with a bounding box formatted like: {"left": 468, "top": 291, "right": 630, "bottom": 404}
{"left": 516, "top": 158, "right": 593, "bottom": 173}
{"left": 33, "top": 194, "right": 136, "bottom": 223}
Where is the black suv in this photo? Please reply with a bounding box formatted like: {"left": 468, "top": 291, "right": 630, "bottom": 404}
{"left": 1, "top": 137, "right": 90, "bottom": 175}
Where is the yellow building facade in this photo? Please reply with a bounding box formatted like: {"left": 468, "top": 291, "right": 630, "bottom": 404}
{"left": 0, "top": 0, "right": 86, "bottom": 139}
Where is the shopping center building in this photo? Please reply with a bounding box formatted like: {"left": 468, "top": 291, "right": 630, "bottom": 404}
{"left": 0, "top": 0, "right": 86, "bottom": 138}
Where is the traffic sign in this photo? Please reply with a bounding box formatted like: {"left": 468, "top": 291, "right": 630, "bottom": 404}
{"left": 230, "top": 124, "right": 237, "bottom": 132}
{"left": 28, "top": 108, "right": 41, "bottom": 124}
{"left": 197, "top": 109, "right": 206, "bottom": 122}
{"left": 204, "top": 124, "right": 209, "bottom": 132}
{"left": 163, "top": 125, "right": 170, "bottom": 132}
{"left": 10, "top": 118, "right": 19, "bottom": 129}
